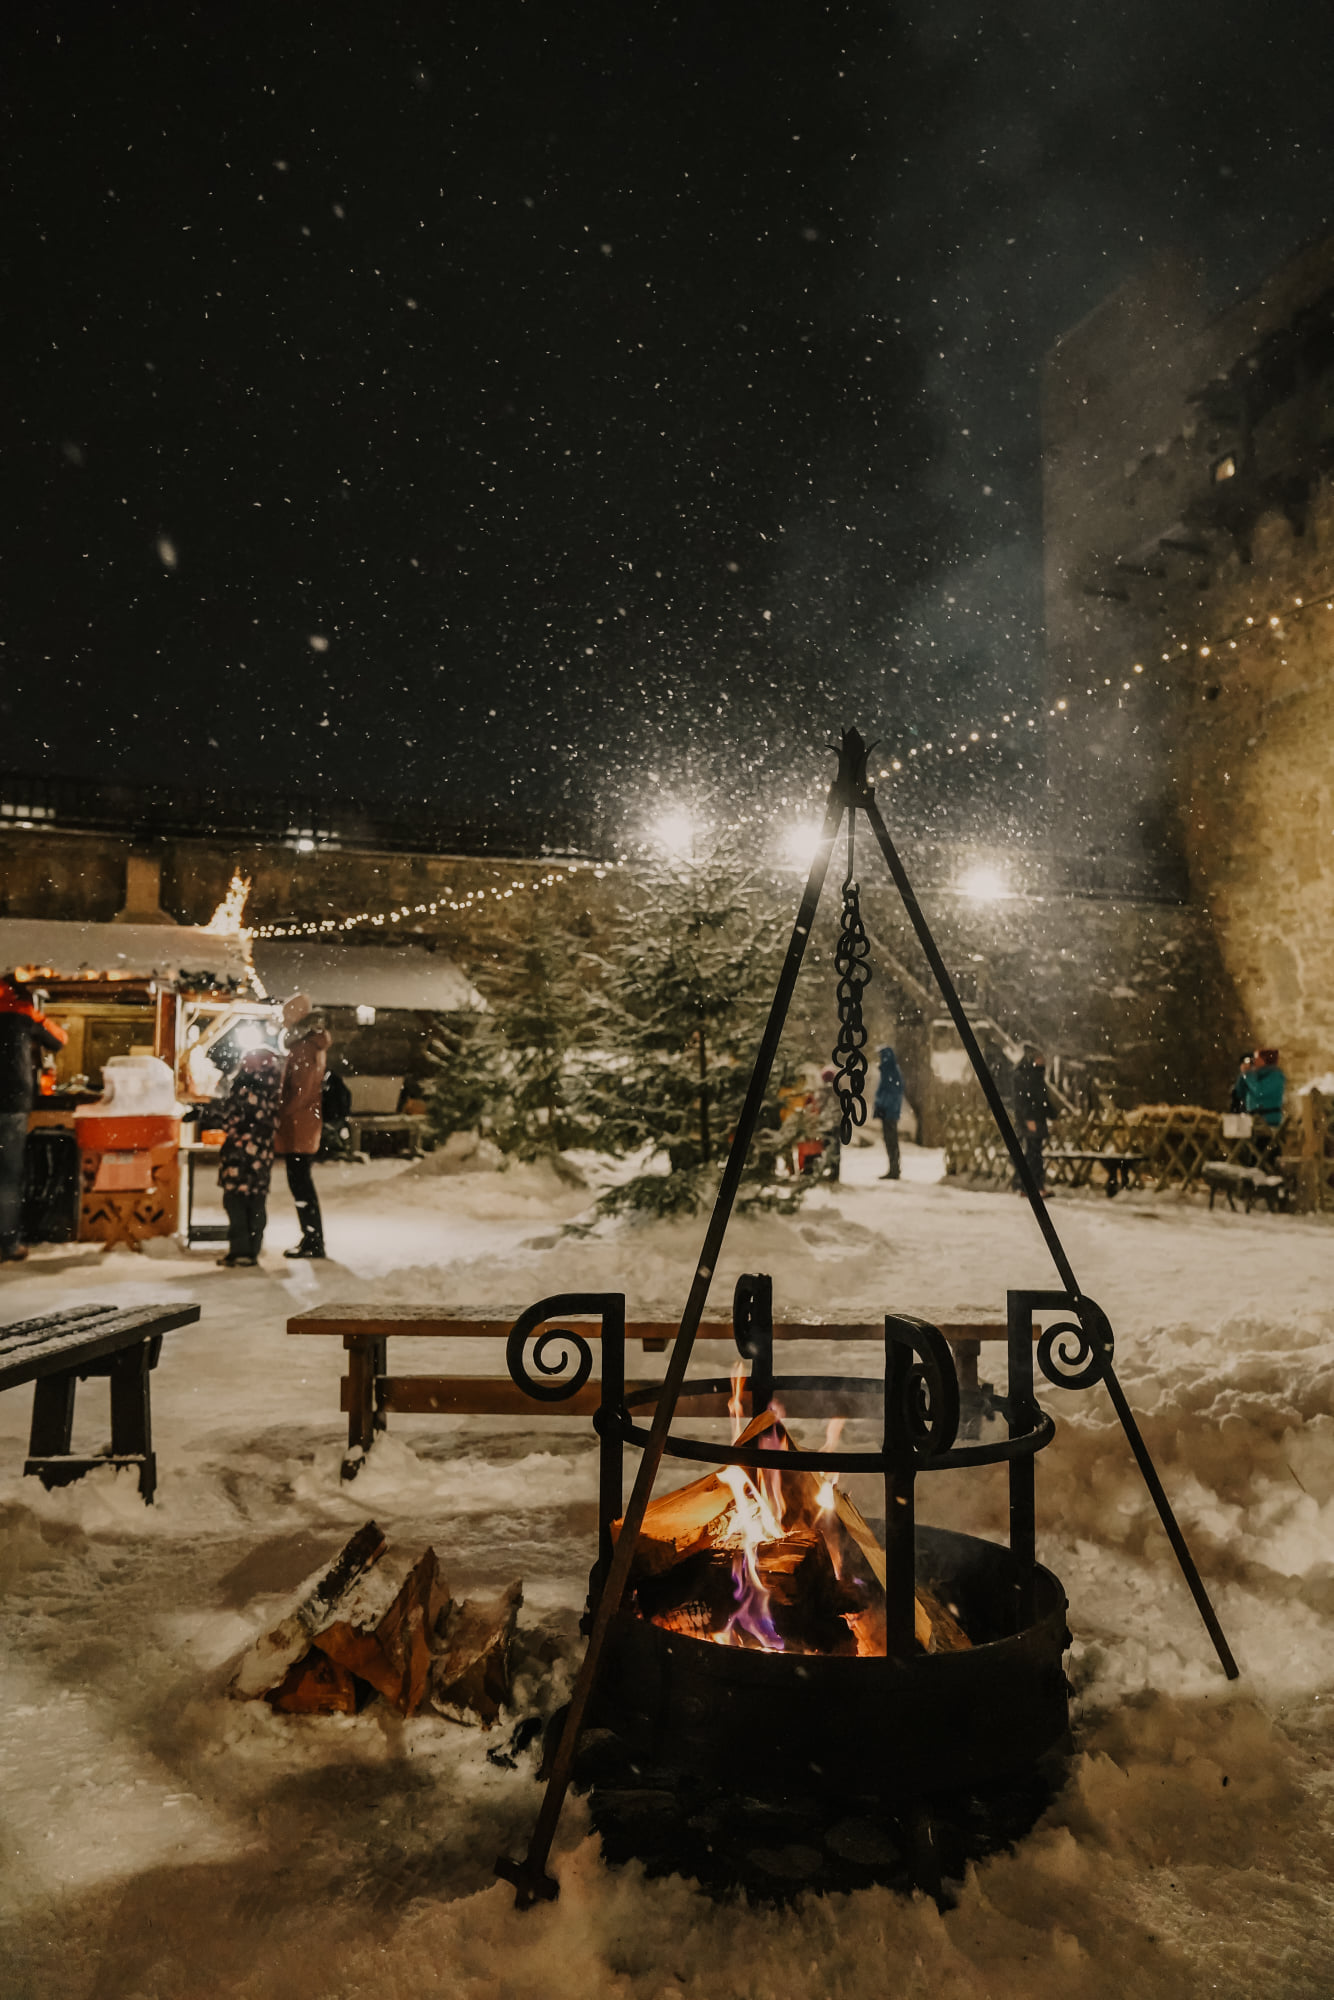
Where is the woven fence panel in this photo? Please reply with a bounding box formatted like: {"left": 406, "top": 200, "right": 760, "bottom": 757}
{"left": 942, "top": 1095, "right": 1313, "bottom": 1197}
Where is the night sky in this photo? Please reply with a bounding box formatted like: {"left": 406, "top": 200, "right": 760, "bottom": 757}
{"left": 4, "top": 2, "right": 1332, "bottom": 843}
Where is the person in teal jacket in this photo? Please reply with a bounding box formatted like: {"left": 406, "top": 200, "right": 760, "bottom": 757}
{"left": 872, "top": 1045, "right": 904, "bottom": 1180}
{"left": 1243, "top": 1048, "right": 1285, "bottom": 1129}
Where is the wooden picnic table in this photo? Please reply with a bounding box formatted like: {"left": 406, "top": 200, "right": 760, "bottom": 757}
{"left": 1045, "top": 1148, "right": 1149, "bottom": 1196}
{"left": 287, "top": 1302, "right": 1028, "bottom": 1479}
{"left": 1202, "top": 1161, "right": 1291, "bottom": 1214}
{"left": 0, "top": 1302, "right": 202, "bottom": 1501}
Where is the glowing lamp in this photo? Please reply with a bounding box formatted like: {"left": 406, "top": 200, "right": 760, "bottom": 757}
{"left": 957, "top": 864, "right": 1012, "bottom": 903}
{"left": 649, "top": 810, "right": 697, "bottom": 857}
{"left": 780, "top": 818, "right": 825, "bottom": 870}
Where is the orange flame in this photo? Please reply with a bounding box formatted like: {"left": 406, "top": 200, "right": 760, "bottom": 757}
{"left": 717, "top": 1464, "right": 785, "bottom": 1648}
{"left": 728, "top": 1359, "right": 747, "bottom": 1442}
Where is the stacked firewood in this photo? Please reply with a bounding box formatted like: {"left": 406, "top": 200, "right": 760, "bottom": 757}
{"left": 232, "top": 1520, "right": 521, "bottom": 1725}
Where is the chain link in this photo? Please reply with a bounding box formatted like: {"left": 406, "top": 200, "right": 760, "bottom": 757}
{"left": 832, "top": 815, "right": 871, "bottom": 1144}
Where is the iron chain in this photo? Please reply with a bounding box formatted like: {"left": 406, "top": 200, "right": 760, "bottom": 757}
{"left": 831, "top": 817, "right": 871, "bottom": 1144}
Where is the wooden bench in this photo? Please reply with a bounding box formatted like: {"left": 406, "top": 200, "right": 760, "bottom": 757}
{"left": 1045, "top": 1148, "right": 1149, "bottom": 1197}
{"left": 287, "top": 1300, "right": 1028, "bottom": 1479}
{"left": 346, "top": 1112, "right": 429, "bottom": 1158}
{"left": 0, "top": 1302, "right": 202, "bottom": 1501}
{"left": 1202, "top": 1161, "right": 1290, "bottom": 1214}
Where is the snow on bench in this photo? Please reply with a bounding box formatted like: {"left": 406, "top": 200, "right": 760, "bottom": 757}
{"left": 0, "top": 1302, "right": 202, "bottom": 1502}
{"left": 1045, "top": 1148, "right": 1149, "bottom": 1196}
{"left": 1201, "top": 1161, "right": 1291, "bottom": 1214}
{"left": 288, "top": 1299, "right": 1029, "bottom": 1481}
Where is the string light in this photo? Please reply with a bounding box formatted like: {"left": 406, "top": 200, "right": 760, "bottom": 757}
{"left": 251, "top": 864, "right": 593, "bottom": 939}
{"left": 876, "top": 564, "right": 1334, "bottom": 773}
{"left": 252, "top": 568, "right": 1334, "bottom": 930}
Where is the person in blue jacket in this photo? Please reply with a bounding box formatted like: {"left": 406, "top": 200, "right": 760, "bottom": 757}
{"left": 872, "top": 1045, "right": 904, "bottom": 1181}
{"left": 1243, "top": 1047, "right": 1285, "bottom": 1129}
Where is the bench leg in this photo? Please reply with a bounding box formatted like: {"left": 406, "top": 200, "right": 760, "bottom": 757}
{"left": 28, "top": 1373, "right": 76, "bottom": 1460}
{"left": 371, "top": 1338, "right": 388, "bottom": 1433}
{"left": 342, "top": 1337, "right": 380, "bottom": 1478}
{"left": 955, "top": 1340, "right": 982, "bottom": 1439}
{"left": 109, "top": 1345, "right": 157, "bottom": 1502}
{"left": 26, "top": 1343, "right": 158, "bottom": 1502}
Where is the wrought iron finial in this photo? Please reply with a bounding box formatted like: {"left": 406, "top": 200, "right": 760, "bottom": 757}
{"left": 833, "top": 727, "right": 876, "bottom": 807}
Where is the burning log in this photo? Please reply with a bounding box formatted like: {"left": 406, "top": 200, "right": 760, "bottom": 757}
{"left": 616, "top": 1411, "right": 970, "bottom": 1657}
{"left": 637, "top": 1531, "right": 861, "bottom": 1653}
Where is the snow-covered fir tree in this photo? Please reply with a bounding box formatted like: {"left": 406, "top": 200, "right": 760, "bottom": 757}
{"left": 425, "top": 907, "right": 592, "bottom": 1168}
{"left": 422, "top": 1007, "right": 497, "bottom": 1147}
{"left": 578, "top": 841, "right": 809, "bottom": 1215}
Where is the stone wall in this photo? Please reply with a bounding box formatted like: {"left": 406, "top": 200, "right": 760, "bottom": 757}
{"left": 0, "top": 830, "right": 622, "bottom": 1087}
{"left": 1170, "top": 481, "right": 1334, "bottom": 1084}
{"left": 0, "top": 824, "right": 1244, "bottom": 1123}
{"left": 0, "top": 828, "right": 620, "bottom": 952}
{"left": 1042, "top": 234, "right": 1334, "bottom": 1090}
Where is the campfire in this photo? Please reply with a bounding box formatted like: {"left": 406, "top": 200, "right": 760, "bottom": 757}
{"left": 620, "top": 1378, "right": 970, "bottom": 1660}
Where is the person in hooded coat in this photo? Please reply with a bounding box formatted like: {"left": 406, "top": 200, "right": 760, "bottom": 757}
{"left": 0, "top": 975, "right": 67, "bottom": 1263}
{"left": 217, "top": 1043, "right": 283, "bottom": 1266}
{"left": 872, "top": 1045, "right": 904, "bottom": 1181}
{"left": 1012, "top": 1046, "right": 1056, "bottom": 1194}
{"left": 275, "top": 992, "right": 332, "bottom": 1258}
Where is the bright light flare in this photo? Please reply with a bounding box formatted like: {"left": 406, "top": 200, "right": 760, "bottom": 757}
{"left": 957, "top": 864, "right": 1013, "bottom": 903}
{"left": 648, "top": 809, "right": 696, "bottom": 857}
{"left": 780, "top": 818, "right": 825, "bottom": 870}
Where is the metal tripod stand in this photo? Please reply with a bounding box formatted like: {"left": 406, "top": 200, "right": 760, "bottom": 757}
{"left": 496, "top": 726, "right": 1238, "bottom": 1909}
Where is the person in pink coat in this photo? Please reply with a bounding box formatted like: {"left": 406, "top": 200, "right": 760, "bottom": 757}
{"left": 275, "top": 993, "right": 332, "bottom": 1258}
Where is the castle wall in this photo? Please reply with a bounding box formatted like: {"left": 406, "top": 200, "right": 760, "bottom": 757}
{"left": 1170, "top": 483, "right": 1334, "bottom": 1084}
{"left": 1042, "top": 233, "right": 1334, "bottom": 1089}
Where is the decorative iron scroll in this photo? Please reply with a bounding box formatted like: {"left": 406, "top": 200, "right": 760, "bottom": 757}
{"left": 832, "top": 821, "right": 872, "bottom": 1144}
{"left": 1037, "top": 1297, "right": 1115, "bottom": 1392}
{"left": 885, "top": 1316, "right": 960, "bottom": 1460}
{"left": 505, "top": 1293, "right": 617, "bottom": 1403}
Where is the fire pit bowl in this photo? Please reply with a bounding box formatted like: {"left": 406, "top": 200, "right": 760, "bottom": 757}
{"left": 591, "top": 1524, "right": 1071, "bottom": 1801}
{"left": 502, "top": 1281, "right": 1081, "bottom": 1894}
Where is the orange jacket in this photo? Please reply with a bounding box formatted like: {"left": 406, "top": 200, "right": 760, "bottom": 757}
{"left": 274, "top": 1027, "right": 331, "bottom": 1156}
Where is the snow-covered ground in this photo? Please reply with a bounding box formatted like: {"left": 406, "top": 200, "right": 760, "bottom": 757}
{"left": 2, "top": 1140, "right": 1333, "bottom": 1997}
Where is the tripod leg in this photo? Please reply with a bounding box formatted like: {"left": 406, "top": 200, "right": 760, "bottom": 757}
{"left": 497, "top": 779, "right": 850, "bottom": 1908}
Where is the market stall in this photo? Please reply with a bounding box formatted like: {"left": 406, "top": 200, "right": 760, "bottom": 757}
{"left": 0, "top": 918, "right": 251, "bottom": 1248}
